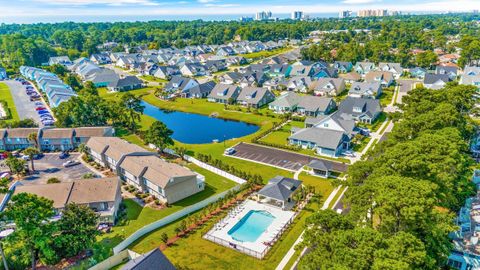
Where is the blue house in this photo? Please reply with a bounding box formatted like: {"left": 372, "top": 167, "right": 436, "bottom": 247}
{"left": 409, "top": 67, "right": 428, "bottom": 79}
{"left": 333, "top": 61, "right": 353, "bottom": 73}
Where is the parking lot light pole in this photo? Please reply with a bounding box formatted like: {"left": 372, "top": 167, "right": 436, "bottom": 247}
{"left": 0, "top": 228, "right": 14, "bottom": 270}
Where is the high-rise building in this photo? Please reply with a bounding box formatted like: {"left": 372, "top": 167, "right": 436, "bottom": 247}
{"left": 291, "top": 11, "right": 304, "bottom": 20}
{"left": 339, "top": 10, "right": 352, "bottom": 18}
{"left": 255, "top": 11, "right": 273, "bottom": 21}
{"left": 357, "top": 9, "right": 388, "bottom": 17}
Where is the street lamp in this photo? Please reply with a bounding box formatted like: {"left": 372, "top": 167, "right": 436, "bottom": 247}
{"left": 0, "top": 228, "right": 13, "bottom": 270}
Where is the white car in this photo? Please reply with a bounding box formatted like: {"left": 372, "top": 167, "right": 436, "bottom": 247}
{"left": 20, "top": 155, "right": 30, "bottom": 161}
{"left": 224, "top": 148, "right": 236, "bottom": 155}
{"left": 63, "top": 160, "right": 80, "bottom": 167}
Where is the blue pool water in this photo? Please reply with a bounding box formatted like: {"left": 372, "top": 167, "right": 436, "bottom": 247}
{"left": 141, "top": 101, "right": 259, "bottom": 144}
{"left": 228, "top": 210, "right": 275, "bottom": 242}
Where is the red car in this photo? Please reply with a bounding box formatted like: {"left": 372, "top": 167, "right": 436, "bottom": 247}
{"left": 35, "top": 107, "right": 46, "bottom": 111}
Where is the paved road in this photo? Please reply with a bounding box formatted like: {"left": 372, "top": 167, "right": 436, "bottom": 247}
{"left": 230, "top": 142, "right": 349, "bottom": 172}
{"left": 397, "top": 79, "right": 418, "bottom": 104}
{"left": 3, "top": 80, "right": 42, "bottom": 124}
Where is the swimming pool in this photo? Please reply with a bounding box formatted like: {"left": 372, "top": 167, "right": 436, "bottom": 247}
{"left": 228, "top": 210, "right": 275, "bottom": 242}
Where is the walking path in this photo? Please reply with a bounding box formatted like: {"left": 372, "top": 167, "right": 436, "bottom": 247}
{"left": 275, "top": 185, "right": 343, "bottom": 270}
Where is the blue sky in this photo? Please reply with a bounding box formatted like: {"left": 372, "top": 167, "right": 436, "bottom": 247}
{"left": 1, "top": 0, "right": 480, "bottom": 22}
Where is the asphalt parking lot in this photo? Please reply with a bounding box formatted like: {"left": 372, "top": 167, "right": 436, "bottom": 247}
{"left": 230, "top": 143, "right": 348, "bottom": 172}
{"left": 3, "top": 80, "right": 42, "bottom": 125}
{"left": 1, "top": 153, "right": 97, "bottom": 185}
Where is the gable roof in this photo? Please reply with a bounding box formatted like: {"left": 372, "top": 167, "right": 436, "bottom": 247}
{"left": 337, "top": 96, "right": 381, "bottom": 119}
{"left": 270, "top": 92, "right": 301, "bottom": 108}
{"left": 349, "top": 82, "right": 382, "bottom": 96}
{"left": 109, "top": 76, "right": 143, "bottom": 88}
{"left": 364, "top": 71, "right": 394, "bottom": 83}
{"left": 208, "top": 84, "right": 239, "bottom": 100}
{"left": 424, "top": 73, "right": 450, "bottom": 84}
{"left": 237, "top": 87, "right": 273, "bottom": 105}
{"left": 298, "top": 96, "right": 334, "bottom": 112}
{"left": 185, "top": 81, "right": 216, "bottom": 96}
{"left": 290, "top": 127, "right": 347, "bottom": 150}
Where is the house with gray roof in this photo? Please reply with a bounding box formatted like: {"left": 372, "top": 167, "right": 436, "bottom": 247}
{"left": 107, "top": 76, "right": 144, "bottom": 92}
{"left": 289, "top": 65, "right": 314, "bottom": 77}
{"left": 378, "top": 62, "right": 403, "bottom": 78}
{"left": 268, "top": 92, "right": 301, "bottom": 114}
{"left": 84, "top": 68, "right": 119, "bottom": 87}
{"left": 348, "top": 82, "right": 382, "bottom": 99}
{"left": 423, "top": 73, "right": 450, "bottom": 90}
{"left": 307, "top": 160, "right": 333, "bottom": 178}
{"left": 297, "top": 96, "right": 336, "bottom": 117}
{"left": 48, "top": 56, "right": 73, "bottom": 67}
{"left": 311, "top": 78, "right": 346, "bottom": 97}
{"left": 354, "top": 62, "right": 376, "bottom": 75}
{"left": 460, "top": 66, "right": 480, "bottom": 89}
{"left": 207, "top": 84, "right": 241, "bottom": 104}
{"left": 90, "top": 53, "right": 112, "bottom": 65}
{"left": 239, "top": 71, "right": 268, "bottom": 87}
{"left": 237, "top": 87, "right": 275, "bottom": 108}
{"left": 182, "top": 81, "right": 216, "bottom": 98}
{"left": 154, "top": 66, "right": 180, "bottom": 80}
{"left": 219, "top": 72, "right": 243, "bottom": 85}
{"left": 337, "top": 96, "right": 382, "bottom": 124}
{"left": 255, "top": 176, "right": 302, "bottom": 210}
{"left": 164, "top": 76, "right": 199, "bottom": 93}
{"left": 333, "top": 61, "right": 353, "bottom": 73}
{"left": 121, "top": 248, "right": 176, "bottom": 270}
{"left": 435, "top": 65, "right": 458, "bottom": 80}
{"left": 409, "top": 67, "right": 428, "bottom": 79}
{"left": 287, "top": 76, "right": 313, "bottom": 92}
{"left": 289, "top": 125, "right": 351, "bottom": 157}
{"left": 365, "top": 71, "right": 394, "bottom": 87}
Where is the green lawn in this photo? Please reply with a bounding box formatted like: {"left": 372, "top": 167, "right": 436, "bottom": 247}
{"left": 0, "top": 83, "right": 20, "bottom": 122}
{"left": 130, "top": 199, "right": 321, "bottom": 270}
{"left": 297, "top": 172, "right": 335, "bottom": 198}
{"left": 379, "top": 87, "right": 395, "bottom": 107}
{"left": 259, "top": 121, "right": 304, "bottom": 145}
{"left": 95, "top": 163, "right": 236, "bottom": 257}
{"left": 352, "top": 137, "right": 372, "bottom": 153}
{"left": 139, "top": 75, "right": 168, "bottom": 83}
{"left": 239, "top": 47, "right": 292, "bottom": 60}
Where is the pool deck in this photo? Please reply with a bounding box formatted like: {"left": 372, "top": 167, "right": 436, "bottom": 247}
{"left": 204, "top": 200, "right": 295, "bottom": 258}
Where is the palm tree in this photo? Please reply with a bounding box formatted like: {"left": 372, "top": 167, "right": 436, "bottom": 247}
{"left": 23, "top": 147, "right": 40, "bottom": 172}
{"left": 28, "top": 132, "right": 38, "bottom": 149}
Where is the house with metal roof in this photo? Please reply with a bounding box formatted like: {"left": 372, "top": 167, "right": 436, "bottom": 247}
{"left": 255, "top": 176, "right": 303, "bottom": 210}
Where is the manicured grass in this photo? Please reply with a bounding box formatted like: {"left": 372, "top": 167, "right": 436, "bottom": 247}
{"left": 328, "top": 186, "right": 346, "bottom": 209}
{"left": 97, "top": 163, "right": 236, "bottom": 253}
{"left": 352, "top": 137, "right": 372, "bottom": 153}
{"left": 130, "top": 200, "right": 321, "bottom": 270}
{"left": 379, "top": 119, "right": 391, "bottom": 135}
{"left": 357, "top": 112, "right": 387, "bottom": 133}
{"left": 139, "top": 75, "right": 168, "bottom": 83}
{"left": 239, "top": 47, "right": 292, "bottom": 59}
{"left": 259, "top": 121, "right": 304, "bottom": 145}
{"left": 379, "top": 87, "right": 395, "bottom": 107}
{"left": 297, "top": 172, "right": 334, "bottom": 198}
{"left": 0, "top": 83, "right": 20, "bottom": 122}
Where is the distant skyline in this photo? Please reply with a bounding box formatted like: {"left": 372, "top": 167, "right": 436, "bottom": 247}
{"left": 0, "top": 0, "right": 479, "bottom": 23}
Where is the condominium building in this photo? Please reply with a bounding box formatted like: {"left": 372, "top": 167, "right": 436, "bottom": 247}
{"left": 357, "top": 9, "right": 388, "bottom": 17}
{"left": 291, "top": 11, "right": 304, "bottom": 20}
{"left": 339, "top": 10, "right": 352, "bottom": 18}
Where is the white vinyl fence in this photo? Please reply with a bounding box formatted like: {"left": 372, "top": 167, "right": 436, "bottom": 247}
{"left": 88, "top": 249, "right": 141, "bottom": 270}
{"left": 184, "top": 155, "right": 247, "bottom": 184}
{"left": 112, "top": 185, "right": 240, "bottom": 254}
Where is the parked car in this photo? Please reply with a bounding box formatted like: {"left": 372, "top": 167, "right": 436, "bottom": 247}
{"left": 224, "top": 148, "right": 236, "bottom": 155}
{"left": 0, "top": 172, "right": 10, "bottom": 179}
{"left": 34, "top": 102, "right": 44, "bottom": 106}
{"left": 35, "top": 107, "right": 46, "bottom": 111}
{"left": 30, "top": 96, "right": 41, "bottom": 101}
{"left": 0, "top": 152, "right": 8, "bottom": 160}
{"left": 59, "top": 152, "right": 70, "bottom": 159}
{"left": 63, "top": 160, "right": 80, "bottom": 167}
{"left": 43, "top": 121, "right": 55, "bottom": 126}
{"left": 21, "top": 154, "right": 30, "bottom": 161}
{"left": 37, "top": 110, "right": 49, "bottom": 115}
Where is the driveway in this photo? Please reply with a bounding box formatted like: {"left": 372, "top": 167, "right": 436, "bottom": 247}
{"left": 3, "top": 80, "right": 42, "bottom": 124}
{"left": 18, "top": 153, "right": 98, "bottom": 184}
{"left": 397, "top": 79, "right": 419, "bottom": 103}
{"left": 229, "top": 142, "right": 348, "bottom": 172}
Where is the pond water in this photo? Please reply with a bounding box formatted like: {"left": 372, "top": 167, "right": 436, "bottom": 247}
{"left": 141, "top": 101, "right": 260, "bottom": 144}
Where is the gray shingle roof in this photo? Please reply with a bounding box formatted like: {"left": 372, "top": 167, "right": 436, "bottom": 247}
{"left": 121, "top": 248, "right": 176, "bottom": 270}
{"left": 308, "top": 160, "right": 332, "bottom": 171}
{"left": 297, "top": 96, "right": 333, "bottom": 113}
{"left": 257, "top": 176, "right": 302, "bottom": 202}
{"left": 289, "top": 127, "right": 346, "bottom": 150}
{"left": 423, "top": 73, "right": 450, "bottom": 84}
{"left": 337, "top": 96, "right": 381, "bottom": 120}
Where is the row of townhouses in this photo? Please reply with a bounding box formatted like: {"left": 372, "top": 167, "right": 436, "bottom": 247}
{"left": 20, "top": 66, "right": 77, "bottom": 108}
{"left": 86, "top": 137, "right": 205, "bottom": 204}
{"left": 0, "top": 127, "right": 114, "bottom": 151}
